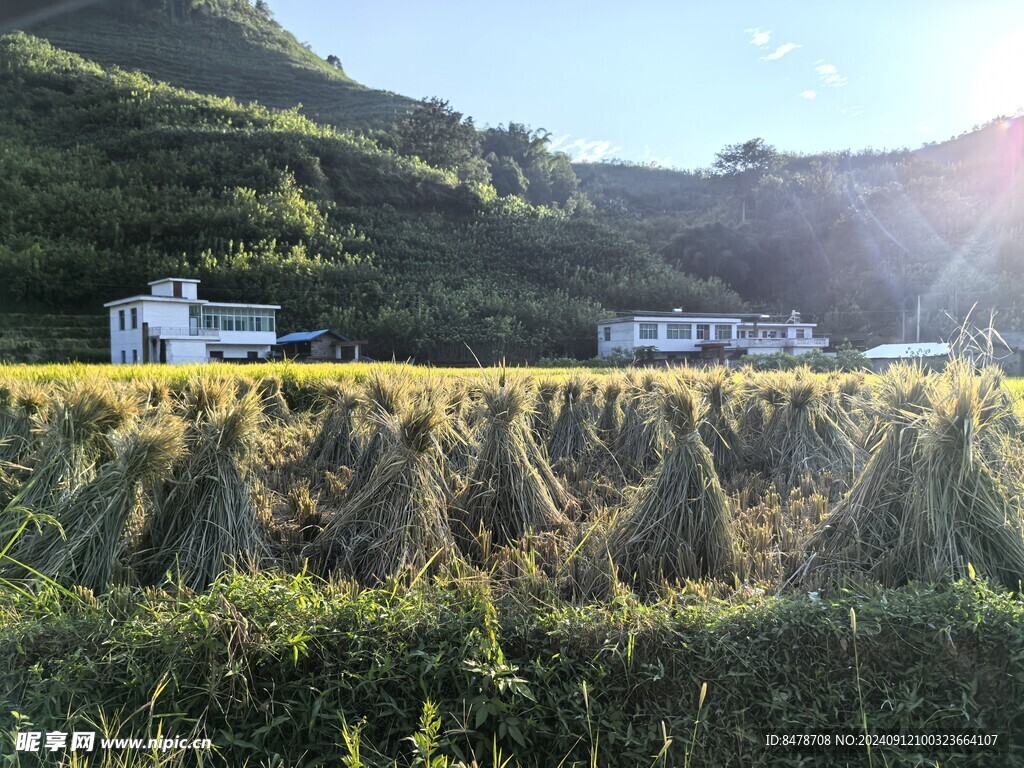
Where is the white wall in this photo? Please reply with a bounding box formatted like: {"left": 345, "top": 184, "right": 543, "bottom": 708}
{"left": 165, "top": 339, "right": 209, "bottom": 364}
{"left": 150, "top": 280, "right": 199, "bottom": 300}
{"left": 109, "top": 304, "right": 143, "bottom": 364}
{"left": 207, "top": 344, "right": 274, "bottom": 361}
{"left": 597, "top": 316, "right": 742, "bottom": 357}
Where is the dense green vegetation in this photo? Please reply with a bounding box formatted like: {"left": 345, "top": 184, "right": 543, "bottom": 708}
{"left": 0, "top": 32, "right": 739, "bottom": 361}
{"left": 574, "top": 124, "right": 1024, "bottom": 341}
{"left": 7, "top": 0, "right": 1024, "bottom": 364}
{"left": 3, "top": 576, "right": 1020, "bottom": 767}
{"left": 23, "top": 0, "right": 414, "bottom": 131}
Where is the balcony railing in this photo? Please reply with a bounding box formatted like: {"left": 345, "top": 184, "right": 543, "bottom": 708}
{"left": 149, "top": 327, "right": 219, "bottom": 338}
{"left": 734, "top": 337, "right": 829, "bottom": 348}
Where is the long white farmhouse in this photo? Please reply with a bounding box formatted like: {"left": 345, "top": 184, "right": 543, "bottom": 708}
{"left": 597, "top": 309, "right": 828, "bottom": 362}
{"left": 104, "top": 278, "right": 280, "bottom": 364}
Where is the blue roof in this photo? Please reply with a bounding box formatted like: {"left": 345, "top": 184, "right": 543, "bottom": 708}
{"left": 276, "top": 329, "right": 350, "bottom": 344}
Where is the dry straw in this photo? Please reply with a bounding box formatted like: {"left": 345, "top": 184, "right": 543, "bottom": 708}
{"left": 548, "top": 375, "right": 600, "bottom": 464}
{"left": 19, "top": 416, "right": 185, "bottom": 591}
{"left": 138, "top": 383, "right": 267, "bottom": 591}
{"left": 313, "top": 399, "right": 454, "bottom": 584}
{"left": 805, "top": 361, "right": 1024, "bottom": 589}
{"left": 304, "top": 382, "right": 360, "bottom": 471}
{"left": 609, "top": 380, "right": 735, "bottom": 591}
{"left": 456, "top": 371, "right": 568, "bottom": 554}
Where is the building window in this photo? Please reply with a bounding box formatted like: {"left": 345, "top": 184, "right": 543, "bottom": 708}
{"left": 796, "top": 328, "right": 806, "bottom": 339}
{"left": 132, "top": 349, "right": 138, "bottom": 363}
{"left": 209, "top": 350, "right": 224, "bottom": 360}
{"left": 248, "top": 351, "right": 259, "bottom": 360}
{"left": 696, "top": 324, "right": 710, "bottom": 340}
{"left": 603, "top": 326, "right": 611, "bottom": 342}
{"left": 130, "top": 307, "right": 138, "bottom": 330}
{"left": 201, "top": 306, "right": 276, "bottom": 333}
{"left": 639, "top": 322, "right": 658, "bottom": 340}
{"left": 666, "top": 323, "right": 692, "bottom": 340}
{"left": 120, "top": 350, "right": 126, "bottom": 364}
{"left": 118, "top": 310, "right": 125, "bottom": 331}
{"left": 715, "top": 325, "right": 732, "bottom": 340}
{"left": 738, "top": 330, "right": 747, "bottom": 339}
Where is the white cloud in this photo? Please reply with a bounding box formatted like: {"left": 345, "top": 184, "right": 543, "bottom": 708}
{"left": 761, "top": 42, "right": 800, "bottom": 61}
{"left": 800, "top": 90, "right": 817, "bottom": 100}
{"left": 746, "top": 27, "right": 772, "bottom": 47}
{"left": 550, "top": 135, "right": 622, "bottom": 163}
{"left": 815, "top": 62, "right": 847, "bottom": 87}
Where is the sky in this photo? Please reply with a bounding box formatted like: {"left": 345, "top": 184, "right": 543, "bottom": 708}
{"left": 267, "top": 1, "right": 1024, "bottom": 169}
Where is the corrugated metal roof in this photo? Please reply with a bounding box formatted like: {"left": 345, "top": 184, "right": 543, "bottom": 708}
{"left": 863, "top": 342, "right": 950, "bottom": 359}
{"left": 276, "top": 330, "right": 330, "bottom": 343}
{"left": 276, "top": 329, "right": 351, "bottom": 344}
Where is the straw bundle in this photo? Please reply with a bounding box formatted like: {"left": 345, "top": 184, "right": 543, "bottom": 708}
{"left": 609, "top": 381, "right": 735, "bottom": 591}
{"left": 139, "top": 388, "right": 266, "bottom": 590}
{"left": 314, "top": 401, "right": 454, "bottom": 584}
{"left": 756, "top": 372, "right": 858, "bottom": 487}
{"left": 348, "top": 369, "right": 408, "bottom": 497}
{"left": 457, "top": 374, "right": 568, "bottom": 552}
{"left": 614, "top": 371, "right": 667, "bottom": 479}
{"left": 19, "top": 417, "right": 185, "bottom": 591}
{"left": 304, "top": 382, "right": 360, "bottom": 471}
{"left": 694, "top": 367, "right": 742, "bottom": 479}
{"left": 548, "top": 376, "right": 600, "bottom": 464}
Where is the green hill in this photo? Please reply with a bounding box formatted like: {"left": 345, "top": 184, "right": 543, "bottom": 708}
{"left": 572, "top": 125, "right": 1024, "bottom": 342}
{"left": 0, "top": 32, "right": 741, "bottom": 362}
{"left": 22, "top": 0, "right": 413, "bottom": 132}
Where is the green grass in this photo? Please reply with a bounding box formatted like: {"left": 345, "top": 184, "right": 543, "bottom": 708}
{"left": 1, "top": 574, "right": 1020, "bottom": 767}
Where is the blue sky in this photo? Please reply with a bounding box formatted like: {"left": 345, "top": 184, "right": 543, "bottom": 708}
{"left": 267, "top": 1, "right": 1024, "bottom": 169}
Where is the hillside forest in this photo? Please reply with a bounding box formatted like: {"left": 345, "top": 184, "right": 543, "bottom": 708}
{"left": 2, "top": 0, "right": 1024, "bottom": 361}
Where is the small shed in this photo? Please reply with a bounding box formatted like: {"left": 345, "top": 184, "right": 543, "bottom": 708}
{"left": 863, "top": 342, "right": 949, "bottom": 372}
{"left": 275, "top": 330, "right": 364, "bottom": 362}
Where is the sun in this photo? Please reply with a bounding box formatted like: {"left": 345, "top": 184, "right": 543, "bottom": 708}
{"left": 970, "top": 26, "right": 1024, "bottom": 124}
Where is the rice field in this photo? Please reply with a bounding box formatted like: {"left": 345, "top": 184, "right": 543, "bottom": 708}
{"left": 3, "top": 360, "right": 1024, "bottom": 766}
{"left": 4, "top": 360, "right": 1024, "bottom": 593}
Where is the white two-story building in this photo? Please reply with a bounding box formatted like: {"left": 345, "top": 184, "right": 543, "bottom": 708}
{"left": 597, "top": 309, "right": 828, "bottom": 362}
{"left": 104, "top": 278, "right": 280, "bottom": 365}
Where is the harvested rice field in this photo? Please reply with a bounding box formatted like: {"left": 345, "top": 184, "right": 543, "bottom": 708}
{"left": 2, "top": 361, "right": 1024, "bottom": 766}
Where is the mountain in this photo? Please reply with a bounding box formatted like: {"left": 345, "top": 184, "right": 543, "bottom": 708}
{"left": 0, "top": 30, "right": 741, "bottom": 362}
{"left": 22, "top": 0, "right": 413, "bottom": 132}
{"left": 572, "top": 122, "right": 1024, "bottom": 342}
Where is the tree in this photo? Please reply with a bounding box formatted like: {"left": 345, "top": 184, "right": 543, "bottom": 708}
{"left": 712, "top": 138, "right": 782, "bottom": 177}
{"left": 395, "top": 98, "right": 490, "bottom": 185}
{"left": 326, "top": 54, "right": 343, "bottom": 72}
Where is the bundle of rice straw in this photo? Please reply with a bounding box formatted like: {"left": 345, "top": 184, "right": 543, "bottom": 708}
{"left": 548, "top": 376, "right": 600, "bottom": 464}
{"left": 803, "top": 361, "right": 1024, "bottom": 590}
{"left": 2, "top": 382, "right": 133, "bottom": 550}
{"left": 347, "top": 369, "right": 408, "bottom": 497}
{"left": 256, "top": 375, "right": 291, "bottom": 422}
{"left": 18, "top": 416, "right": 185, "bottom": 591}
{"left": 139, "top": 387, "right": 266, "bottom": 591}
{"left": 313, "top": 400, "right": 454, "bottom": 584}
{"left": 614, "top": 371, "right": 666, "bottom": 479}
{"left": 456, "top": 372, "right": 568, "bottom": 553}
{"left": 694, "top": 366, "right": 742, "bottom": 479}
{"left": 596, "top": 379, "right": 623, "bottom": 443}
{"left": 529, "top": 377, "right": 560, "bottom": 444}
{"left": 609, "top": 381, "right": 735, "bottom": 591}
{"left": 756, "top": 371, "right": 858, "bottom": 488}
{"left": 304, "top": 382, "right": 360, "bottom": 471}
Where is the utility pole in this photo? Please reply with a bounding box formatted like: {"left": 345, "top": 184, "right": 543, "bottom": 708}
{"left": 916, "top": 295, "right": 921, "bottom": 343}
